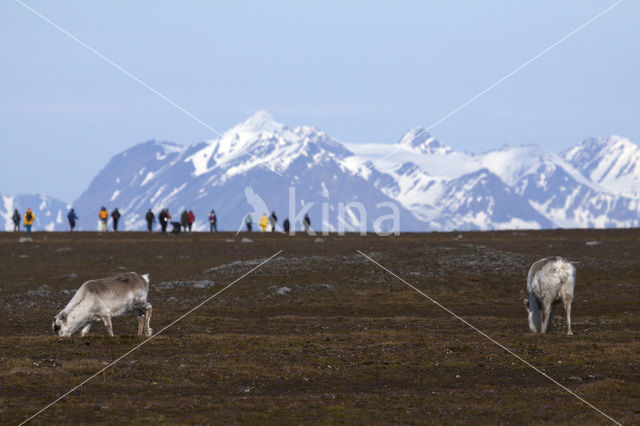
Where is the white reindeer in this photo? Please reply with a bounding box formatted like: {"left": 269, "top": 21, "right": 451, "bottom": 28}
{"left": 520, "top": 257, "right": 575, "bottom": 335}
{"left": 52, "top": 272, "right": 152, "bottom": 337}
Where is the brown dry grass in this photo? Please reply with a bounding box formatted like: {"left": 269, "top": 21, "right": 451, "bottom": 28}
{"left": 0, "top": 230, "right": 638, "bottom": 424}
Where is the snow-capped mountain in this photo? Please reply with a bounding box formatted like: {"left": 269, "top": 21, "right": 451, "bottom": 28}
{"left": 11, "top": 112, "right": 640, "bottom": 232}
{"left": 562, "top": 135, "right": 640, "bottom": 199}
{"left": 426, "top": 168, "right": 554, "bottom": 230}
{"left": 72, "top": 111, "right": 425, "bottom": 232}
{"left": 347, "top": 130, "right": 640, "bottom": 230}
{"left": 1, "top": 193, "right": 68, "bottom": 231}
{"left": 396, "top": 128, "right": 453, "bottom": 155}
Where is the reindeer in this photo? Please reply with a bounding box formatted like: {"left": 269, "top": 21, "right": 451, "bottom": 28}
{"left": 52, "top": 272, "right": 152, "bottom": 337}
{"left": 520, "top": 257, "right": 575, "bottom": 335}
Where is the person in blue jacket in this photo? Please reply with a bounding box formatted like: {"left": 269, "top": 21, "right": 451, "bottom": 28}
{"left": 67, "top": 208, "right": 78, "bottom": 231}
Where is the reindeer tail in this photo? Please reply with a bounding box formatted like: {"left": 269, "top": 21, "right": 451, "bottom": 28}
{"left": 552, "top": 259, "right": 575, "bottom": 283}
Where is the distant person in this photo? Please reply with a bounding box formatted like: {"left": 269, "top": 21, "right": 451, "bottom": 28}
{"left": 208, "top": 209, "right": 217, "bottom": 232}
{"left": 245, "top": 214, "right": 253, "bottom": 232}
{"left": 12, "top": 209, "right": 20, "bottom": 232}
{"left": 158, "top": 209, "right": 166, "bottom": 232}
{"left": 170, "top": 221, "right": 182, "bottom": 234}
{"left": 98, "top": 207, "right": 109, "bottom": 232}
{"left": 111, "top": 208, "right": 121, "bottom": 232}
{"left": 145, "top": 209, "right": 155, "bottom": 232}
{"left": 67, "top": 208, "right": 78, "bottom": 231}
{"left": 159, "top": 208, "right": 170, "bottom": 233}
{"left": 303, "top": 213, "right": 311, "bottom": 234}
{"left": 283, "top": 218, "right": 290, "bottom": 234}
{"left": 270, "top": 211, "right": 278, "bottom": 232}
{"left": 23, "top": 208, "right": 34, "bottom": 234}
{"left": 180, "top": 210, "right": 189, "bottom": 232}
{"left": 259, "top": 213, "right": 269, "bottom": 232}
{"left": 188, "top": 210, "right": 195, "bottom": 232}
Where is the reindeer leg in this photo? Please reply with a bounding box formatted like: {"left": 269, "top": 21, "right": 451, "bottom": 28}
{"left": 80, "top": 323, "right": 92, "bottom": 337}
{"left": 144, "top": 303, "right": 152, "bottom": 337}
{"left": 545, "top": 303, "right": 556, "bottom": 333}
{"left": 101, "top": 315, "right": 114, "bottom": 337}
{"left": 137, "top": 316, "right": 144, "bottom": 336}
{"left": 541, "top": 301, "right": 553, "bottom": 333}
{"left": 564, "top": 297, "right": 573, "bottom": 336}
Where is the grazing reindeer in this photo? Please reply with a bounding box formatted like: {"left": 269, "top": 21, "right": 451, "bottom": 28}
{"left": 52, "top": 272, "right": 152, "bottom": 337}
{"left": 520, "top": 257, "right": 575, "bottom": 335}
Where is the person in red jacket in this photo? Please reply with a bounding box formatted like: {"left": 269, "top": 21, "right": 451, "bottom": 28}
{"left": 187, "top": 210, "right": 195, "bottom": 232}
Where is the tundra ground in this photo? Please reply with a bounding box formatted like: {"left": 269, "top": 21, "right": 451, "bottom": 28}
{"left": 0, "top": 230, "right": 638, "bottom": 424}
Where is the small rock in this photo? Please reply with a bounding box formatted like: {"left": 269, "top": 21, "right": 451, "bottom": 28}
{"left": 56, "top": 246, "right": 72, "bottom": 252}
{"left": 27, "top": 285, "right": 54, "bottom": 297}
{"left": 585, "top": 241, "right": 601, "bottom": 246}
{"left": 19, "top": 237, "right": 33, "bottom": 243}
{"left": 569, "top": 376, "right": 582, "bottom": 381}
{"left": 314, "top": 237, "right": 324, "bottom": 243}
{"left": 193, "top": 280, "right": 215, "bottom": 289}
{"left": 276, "top": 286, "right": 291, "bottom": 295}
{"left": 241, "top": 238, "right": 253, "bottom": 243}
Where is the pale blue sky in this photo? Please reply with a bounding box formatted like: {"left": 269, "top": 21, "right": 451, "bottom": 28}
{"left": 1, "top": 1, "right": 638, "bottom": 202}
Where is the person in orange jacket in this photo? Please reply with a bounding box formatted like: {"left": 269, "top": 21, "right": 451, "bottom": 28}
{"left": 23, "top": 208, "right": 35, "bottom": 234}
{"left": 98, "top": 206, "right": 109, "bottom": 232}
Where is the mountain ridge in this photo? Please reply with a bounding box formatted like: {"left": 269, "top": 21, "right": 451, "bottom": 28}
{"left": 4, "top": 111, "right": 640, "bottom": 231}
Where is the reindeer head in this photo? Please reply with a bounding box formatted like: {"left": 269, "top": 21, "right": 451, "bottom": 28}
{"left": 52, "top": 311, "right": 70, "bottom": 337}
{"left": 520, "top": 290, "right": 530, "bottom": 311}
{"left": 520, "top": 290, "right": 542, "bottom": 333}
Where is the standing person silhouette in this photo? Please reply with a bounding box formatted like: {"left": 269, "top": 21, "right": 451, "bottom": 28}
{"left": 111, "top": 208, "right": 121, "bottom": 232}
{"left": 98, "top": 207, "right": 108, "bottom": 232}
{"left": 259, "top": 213, "right": 269, "bottom": 232}
{"left": 159, "top": 208, "right": 170, "bottom": 233}
{"left": 303, "top": 213, "right": 311, "bottom": 234}
{"left": 67, "top": 208, "right": 78, "bottom": 231}
{"left": 188, "top": 210, "right": 195, "bottom": 232}
{"left": 180, "top": 210, "right": 189, "bottom": 232}
{"left": 245, "top": 214, "right": 252, "bottom": 232}
{"left": 208, "top": 209, "right": 217, "bottom": 232}
{"left": 12, "top": 209, "right": 20, "bottom": 231}
{"left": 270, "top": 211, "right": 278, "bottom": 232}
{"left": 24, "top": 208, "right": 35, "bottom": 234}
{"left": 145, "top": 209, "right": 155, "bottom": 232}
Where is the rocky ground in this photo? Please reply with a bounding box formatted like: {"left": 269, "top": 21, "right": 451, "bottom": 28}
{"left": 0, "top": 230, "right": 638, "bottom": 424}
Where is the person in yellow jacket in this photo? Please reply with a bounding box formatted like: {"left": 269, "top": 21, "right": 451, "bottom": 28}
{"left": 23, "top": 208, "right": 35, "bottom": 234}
{"left": 259, "top": 213, "right": 269, "bottom": 232}
{"left": 98, "top": 206, "right": 109, "bottom": 232}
